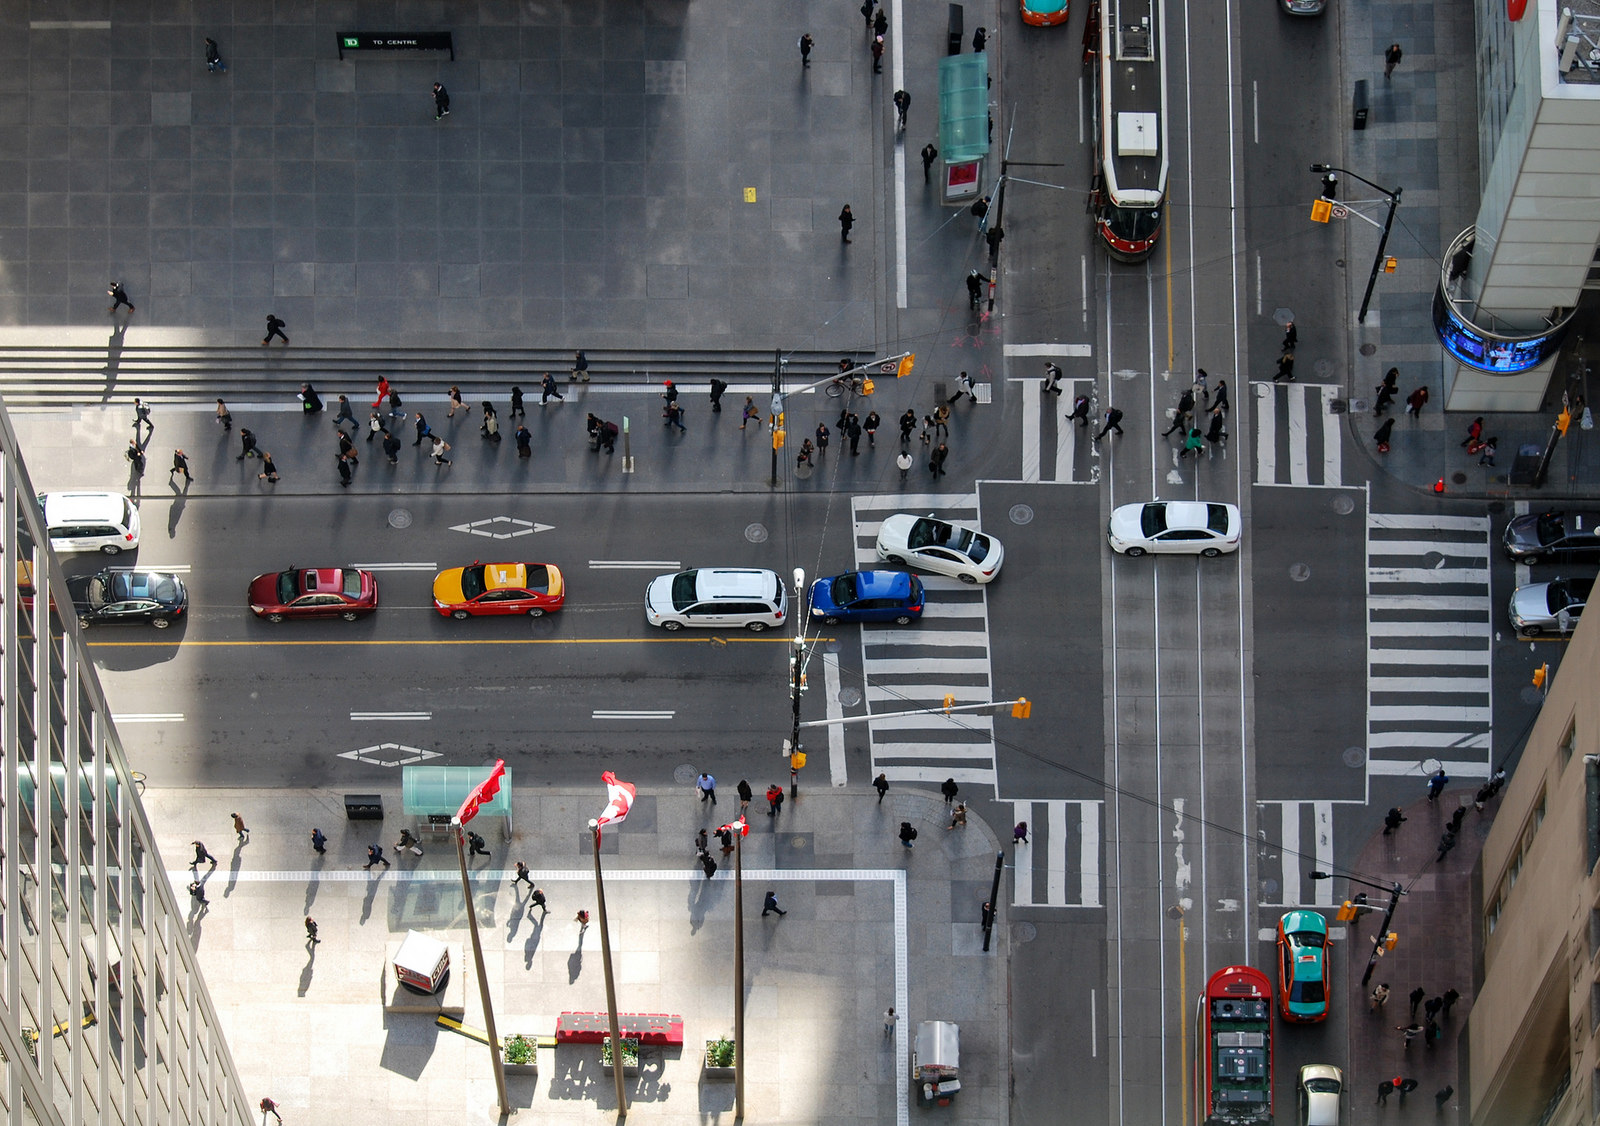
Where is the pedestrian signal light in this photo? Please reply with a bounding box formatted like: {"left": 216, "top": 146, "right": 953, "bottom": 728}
{"left": 1382, "top": 931, "right": 1399, "bottom": 951}
{"left": 1533, "top": 664, "right": 1549, "bottom": 690}
{"left": 1336, "top": 900, "right": 1357, "bottom": 922}
{"left": 1384, "top": 256, "right": 1398, "bottom": 274}
{"left": 772, "top": 426, "right": 785, "bottom": 450}
{"left": 1310, "top": 199, "right": 1332, "bottom": 224}
{"left": 862, "top": 377, "right": 875, "bottom": 396}
{"left": 1320, "top": 173, "right": 1338, "bottom": 199}
{"left": 896, "top": 354, "right": 916, "bottom": 378}
{"left": 943, "top": 694, "right": 954, "bottom": 713}
{"left": 790, "top": 751, "right": 806, "bottom": 770}
{"left": 1011, "top": 697, "right": 1031, "bottom": 718}
{"left": 1558, "top": 410, "right": 1572, "bottom": 436}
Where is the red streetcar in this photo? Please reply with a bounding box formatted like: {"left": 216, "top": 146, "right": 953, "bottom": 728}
{"left": 1194, "top": 965, "right": 1273, "bottom": 1126}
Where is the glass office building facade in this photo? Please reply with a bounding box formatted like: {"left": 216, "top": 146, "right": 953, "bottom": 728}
{"left": 0, "top": 404, "right": 249, "bottom": 1125}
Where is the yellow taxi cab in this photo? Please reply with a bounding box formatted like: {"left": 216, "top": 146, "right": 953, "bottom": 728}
{"left": 432, "top": 561, "right": 565, "bottom": 619}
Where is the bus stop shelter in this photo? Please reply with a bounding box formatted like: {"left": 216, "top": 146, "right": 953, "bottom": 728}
{"left": 402, "top": 765, "right": 514, "bottom": 840}
{"left": 938, "top": 53, "right": 990, "bottom": 202}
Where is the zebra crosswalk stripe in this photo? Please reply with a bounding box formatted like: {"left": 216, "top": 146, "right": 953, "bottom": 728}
{"left": 1366, "top": 512, "right": 1493, "bottom": 779}
{"left": 1017, "top": 378, "right": 1095, "bottom": 484}
{"left": 852, "top": 495, "right": 997, "bottom": 791}
{"left": 1010, "top": 799, "right": 1102, "bottom": 908}
{"left": 1252, "top": 381, "right": 1342, "bottom": 487}
{"left": 1257, "top": 801, "right": 1335, "bottom": 908}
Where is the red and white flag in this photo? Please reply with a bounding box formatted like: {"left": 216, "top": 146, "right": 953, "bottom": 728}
{"left": 716, "top": 817, "right": 749, "bottom": 838}
{"left": 454, "top": 759, "right": 506, "bottom": 826}
{"left": 594, "top": 771, "right": 636, "bottom": 838}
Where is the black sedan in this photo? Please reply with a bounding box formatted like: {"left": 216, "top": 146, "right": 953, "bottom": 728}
{"left": 67, "top": 569, "right": 187, "bottom": 629}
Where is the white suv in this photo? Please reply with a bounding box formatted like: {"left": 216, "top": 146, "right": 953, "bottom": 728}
{"left": 645, "top": 568, "right": 788, "bottom": 631}
{"left": 39, "top": 493, "right": 141, "bottom": 555}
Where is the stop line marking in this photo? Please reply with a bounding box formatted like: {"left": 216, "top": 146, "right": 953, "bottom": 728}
{"left": 592, "top": 710, "right": 675, "bottom": 720}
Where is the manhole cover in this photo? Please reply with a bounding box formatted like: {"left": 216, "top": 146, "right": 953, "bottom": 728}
{"left": 1013, "top": 921, "right": 1037, "bottom": 943}
{"left": 1009, "top": 504, "right": 1034, "bottom": 525}
{"left": 1261, "top": 878, "right": 1280, "bottom": 896}
{"left": 1289, "top": 563, "right": 1311, "bottom": 582}
{"left": 1331, "top": 495, "right": 1355, "bottom": 515}
{"left": 1486, "top": 500, "right": 1506, "bottom": 514}
{"left": 1342, "top": 746, "right": 1366, "bottom": 768}
{"left": 388, "top": 508, "right": 413, "bottom": 529}
{"left": 672, "top": 763, "right": 699, "bottom": 785}
{"left": 1452, "top": 471, "right": 1469, "bottom": 484}
{"left": 745, "top": 522, "right": 770, "bottom": 542}
{"left": 1349, "top": 397, "right": 1370, "bottom": 412}
{"left": 838, "top": 687, "right": 863, "bottom": 707}
{"left": 1359, "top": 342, "right": 1377, "bottom": 356}
{"left": 823, "top": 639, "right": 842, "bottom": 654}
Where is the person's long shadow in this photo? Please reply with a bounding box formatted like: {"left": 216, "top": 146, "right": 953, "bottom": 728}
{"left": 505, "top": 892, "right": 524, "bottom": 943}
{"left": 523, "top": 915, "right": 544, "bottom": 969}
{"left": 224, "top": 841, "right": 244, "bottom": 898}
{"left": 127, "top": 460, "right": 143, "bottom": 499}
{"left": 567, "top": 935, "right": 585, "bottom": 984}
{"left": 166, "top": 486, "right": 187, "bottom": 538}
{"left": 101, "top": 323, "right": 125, "bottom": 401}
{"left": 360, "top": 870, "right": 383, "bottom": 925}
{"left": 297, "top": 943, "right": 316, "bottom": 997}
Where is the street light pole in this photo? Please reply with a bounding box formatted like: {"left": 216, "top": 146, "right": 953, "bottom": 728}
{"left": 1310, "top": 163, "right": 1402, "bottom": 325}
{"left": 1310, "top": 869, "right": 1404, "bottom": 987}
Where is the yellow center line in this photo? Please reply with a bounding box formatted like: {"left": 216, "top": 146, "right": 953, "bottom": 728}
{"left": 83, "top": 635, "right": 825, "bottom": 648}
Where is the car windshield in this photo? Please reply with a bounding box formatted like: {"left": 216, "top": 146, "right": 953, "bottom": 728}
{"left": 962, "top": 532, "right": 989, "bottom": 562}
{"left": 1535, "top": 512, "right": 1565, "bottom": 544}
{"left": 342, "top": 571, "right": 361, "bottom": 597}
{"left": 832, "top": 574, "right": 859, "bottom": 604}
{"left": 670, "top": 571, "right": 700, "bottom": 611}
{"left": 1205, "top": 505, "right": 1231, "bottom": 534}
{"left": 276, "top": 570, "right": 299, "bottom": 603}
{"left": 1139, "top": 506, "right": 1169, "bottom": 536}
{"left": 461, "top": 566, "right": 487, "bottom": 600}
{"left": 907, "top": 519, "right": 950, "bottom": 550}
{"left": 525, "top": 564, "right": 550, "bottom": 593}
{"left": 1289, "top": 979, "right": 1325, "bottom": 1005}
{"left": 1303, "top": 1078, "right": 1340, "bottom": 1094}
{"left": 1104, "top": 203, "right": 1162, "bottom": 244}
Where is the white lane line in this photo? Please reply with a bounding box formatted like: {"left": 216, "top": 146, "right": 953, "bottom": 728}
{"left": 592, "top": 710, "right": 674, "bottom": 720}
{"left": 1022, "top": 383, "right": 1042, "bottom": 483}
{"left": 1005, "top": 343, "right": 1093, "bottom": 357}
{"left": 589, "top": 560, "right": 681, "bottom": 570}
{"left": 1368, "top": 705, "right": 1492, "bottom": 722}
{"left": 349, "top": 562, "right": 436, "bottom": 572}
{"left": 1367, "top": 677, "right": 1492, "bottom": 694}
{"left": 351, "top": 711, "right": 431, "bottom": 721}
{"left": 891, "top": 0, "right": 907, "bottom": 311}
{"left": 824, "top": 650, "right": 847, "bottom": 787}
{"left": 113, "top": 713, "right": 184, "bottom": 723}
{"left": 863, "top": 633, "right": 989, "bottom": 649}
{"left": 32, "top": 20, "right": 111, "bottom": 28}
{"left": 1311, "top": 803, "right": 1334, "bottom": 905}
{"left": 862, "top": 658, "right": 992, "bottom": 674}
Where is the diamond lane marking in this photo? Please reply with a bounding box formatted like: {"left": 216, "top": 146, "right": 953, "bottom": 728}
{"left": 448, "top": 517, "right": 556, "bottom": 539}
{"left": 338, "top": 743, "right": 443, "bottom": 767}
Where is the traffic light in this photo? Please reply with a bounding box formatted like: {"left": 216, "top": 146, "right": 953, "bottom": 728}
{"left": 1382, "top": 931, "right": 1399, "bottom": 952}
{"left": 896, "top": 354, "right": 916, "bottom": 378}
{"left": 943, "top": 693, "right": 955, "bottom": 713}
{"left": 790, "top": 750, "right": 806, "bottom": 771}
{"left": 1558, "top": 410, "right": 1572, "bottom": 437}
{"left": 1384, "top": 256, "right": 1398, "bottom": 274}
{"left": 1011, "top": 697, "right": 1032, "bottom": 718}
{"left": 1310, "top": 199, "right": 1332, "bottom": 224}
{"left": 1533, "top": 663, "right": 1549, "bottom": 691}
{"left": 1335, "top": 900, "right": 1358, "bottom": 922}
{"left": 772, "top": 424, "right": 786, "bottom": 450}
{"left": 862, "top": 377, "right": 875, "bottom": 395}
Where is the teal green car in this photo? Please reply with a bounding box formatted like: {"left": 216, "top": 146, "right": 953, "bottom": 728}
{"left": 1276, "top": 910, "right": 1330, "bottom": 1022}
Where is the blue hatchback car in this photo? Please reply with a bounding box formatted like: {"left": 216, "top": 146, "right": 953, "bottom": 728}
{"left": 809, "top": 570, "right": 924, "bottom": 625}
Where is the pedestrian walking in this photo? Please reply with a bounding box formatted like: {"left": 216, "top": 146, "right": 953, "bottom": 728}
{"left": 966, "top": 270, "right": 984, "bottom": 308}
{"left": 1384, "top": 42, "right": 1403, "bottom": 79}
{"left": 940, "top": 778, "right": 959, "bottom": 805}
{"left": 513, "top": 861, "right": 534, "bottom": 888}
{"left": 898, "top": 821, "right": 918, "bottom": 849}
{"left": 337, "top": 429, "right": 358, "bottom": 465}
{"left": 1408, "top": 986, "right": 1427, "bottom": 1018}
{"left": 432, "top": 81, "right": 450, "bottom": 119}
{"left": 570, "top": 349, "right": 590, "bottom": 382}
{"left": 1206, "top": 408, "right": 1227, "bottom": 447}
{"left": 1427, "top": 767, "right": 1448, "bottom": 801}
{"left": 260, "top": 1097, "right": 282, "bottom": 1122}
{"left": 331, "top": 395, "right": 357, "bottom": 432}
{"left": 884, "top": 1007, "right": 898, "bottom": 1035}
{"left": 1460, "top": 416, "right": 1484, "bottom": 448}
{"left": 310, "top": 827, "right": 327, "bottom": 854}
{"left": 814, "top": 422, "right": 830, "bottom": 455}
{"left": 505, "top": 386, "right": 524, "bottom": 420}
{"left": 1043, "top": 362, "right": 1065, "bottom": 395}
{"left": 382, "top": 430, "right": 401, "bottom": 464}
{"left": 1436, "top": 830, "right": 1457, "bottom": 862}
{"left": 948, "top": 803, "right": 967, "bottom": 830}
{"left": 695, "top": 828, "right": 708, "bottom": 854}
{"left": 1479, "top": 436, "right": 1498, "bottom": 466}
{"left": 305, "top": 916, "right": 319, "bottom": 944}
{"left": 933, "top": 403, "right": 951, "bottom": 436}
{"left": 107, "top": 280, "right": 135, "bottom": 315}
{"left": 257, "top": 451, "right": 279, "bottom": 483}
{"left": 1397, "top": 1023, "right": 1423, "bottom": 1050}
{"left": 125, "top": 440, "right": 146, "bottom": 476}
{"left": 796, "top": 439, "right": 815, "bottom": 468}
{"left": 364, "top": 844, "right": 390, "bottom": 870}
{"left": 205, "top": 37, "right": 226, "bottom": 72}
{"left": 1405, "top": 386, "right": 1429, "bottom": 418}
{"left": 898, "top": 408, "right": 917, "bottom": 443}
{"left": 1281, "top": 321, "right": 1297, "bottom": 351}
{"left": 698, "top": 849, "right": 717, "bottom": 879}
{"left": 1376, "top": 1080, "right": 1393, "bottom": 1106}
{"left": 717, "top": 826, "right": 735, "bottom": 856}
{"left": 576, "top": 909, "right": 589, "bottom": 930}
{"left": 741, "top": 397, "right": 760, "bottom": 430}
{"left": 1212, "top": 379, "right": 1230, "bottom": 414}
{"left": 874, "top": 8, "right": 888, "bottom": 37}
{"left": 971, "top": 195, "right": 990, "bottom": 223}
{"left": 1383, "top": 807, "right": 1406, "bottom": 834}
{"left": 387, "top": 387, "right": 404, "bottom": 420}
{"left": 846, "top": 413, "right": 863, "bottom": 454}
{"left": 262, "top": 313, "right": 288, "bottom": 346}
{"left": 665, "top": 401, "right": 687, "bottom": 431}
{"left": 1064, "top": 394, "right": 1092, "bottom": 428}
{"left": 766, "top": 783, "right": 784, "bottom": 815}
{"left": 1435, "top": 1086, "right": 1454, "bottom": 1111}
{"left": 1272, "top": 352, "right": 1295, "bottom": 383}
{"left": 1094, "top": 407, "right": 1125, "bottom": 441}
{"left": 215, "top": 397, "right": 232, "bottom": 431}
{"left": 697, "top": 772, "right": 717, "bottom": 804}
{"left": 762, "top": 890, "right": 787, "bottom": 916}
{"left": 738, "top": 779, "right": 753, "bottom": 811}
{"left": 541, "top": 371, "right": 564, "bottom": 405}
{"left": 896, "top": 450, "right": 913, "bottom": 480}
{"left": 1014, "top": 821, "right": 1029, "bottom": 845}
{"left": 874, "top": 773, "right": 890, "bottom": 803}
{"left": 799, "top": 33, "right": 813, "bottom": 67}
{"left": 467, "top": 831, "right": 489, "bottom": 857}
{"left": 1180, "top": 427, "right": 1205, "bottom": 459}
{"left": 191, "top": 840, "right": 218, "bottom": 869}
{"left": 1423, "top": 1016, "right": 1440, "bottom": 1047}
{"left": 515, "top": 424, "right": 532, "bottom": 458}
{"left": 1441, "top": 988, "right": 1460, "bottom": 1017}
{"left": 132, "top": 397, "right": 153, "bottom": 443}
{"left": 232, "top": 812, "right": 249, "bottom": 841}
{"left": 1447, "top": 806, "right": 1466, "bottom": 833}
{"left": 1397, "top": 1077, "right": 1420, "bottom": 1103}
{"left": 840, "top": 204, "right": 855, "bottom": 242}
{"left": 1162, "top": 390, "right": 1195, "bottom": 437}
{"left": 188, "top": 879, "right": 209, "bottom": 908}
{"left": 1424, "top": 996, "right": 1443, "bottom": 1021}
{"left": 948, "top": 371, "right": 976, "bottom": 404}
{"left": 447, "top": 385, "right": 468, "bottom": 417}
{"left": 709, "top": 378, "right": 727, "bottom": 412}
{"left": 429, "top": 435, "right": 451, "bottom": 467}
{"left": 1370, "top": 982, "right": 1390, "bottom": 1011}
{"left": 1374, "top": 417, "right": 1396, "bottom": 452}
{"left": 394, "top": 829, "right": 422, "bottom": 857}
{"left": 414, "top": 413, "right": 434, "bottom": 447}
{"left": 298, "top": 381, "right": 322, "bottom": 413}
{"left": 921, "top": 142, "right": 938, "bottom": 182}
{"left": 972, "top": 26, "right": 987, "bottom": 51}
{"left": 529, "top": 887, "right": 548, "bottom": 916}
{"left": 366, "top": 411, "right": 384, "bottom": 442}
{"left": 929, "top": 442, "right": 948, "bottom": 478}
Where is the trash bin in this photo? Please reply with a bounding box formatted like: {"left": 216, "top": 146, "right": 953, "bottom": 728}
{"left": 947, "top": 4, "right": 964, "bottom": 56}
{"left": 1353, "top": 79, "right": 1369, "bottom": 130}
{"left": 344, "top": 793, "right": 384, "bottom": 820}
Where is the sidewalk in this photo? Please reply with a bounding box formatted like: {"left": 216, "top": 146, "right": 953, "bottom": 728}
{"left": 144, "top": 783, "right": 1009, "bottom": 1124}
{"left": 1339, "top": 787, "right": 1494, "bottom": 1125}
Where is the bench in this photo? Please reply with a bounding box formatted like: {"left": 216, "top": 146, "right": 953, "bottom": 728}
{"left": 555, "top": 1012, "right": 684, "bottom": 1047}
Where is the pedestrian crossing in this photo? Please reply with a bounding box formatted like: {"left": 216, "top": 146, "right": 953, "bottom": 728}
{"left": 1255, "top": 800, "right": 1335, "bottom": 908}
{"left": 1366, "top": 512, "right": 1494, "bottom": 779}
{"left": 1252, "top": 381, "right": 1342, "bottom": 487}
{"left": 850, "top": 494, "right": 997, "bottom": 792}
{"left": 1017, "top": 378, "right": 1097, "bottom": 484}
{"left": 1010, "top": 799, "right": 1103, "bottom": 908}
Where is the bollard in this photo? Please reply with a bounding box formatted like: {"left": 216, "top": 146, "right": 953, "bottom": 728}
{"left": 1353, "top": 79, "right": 1370, "bottom": 130}
{"left": 947, "top": 4, "right": 964, "bottom": 56}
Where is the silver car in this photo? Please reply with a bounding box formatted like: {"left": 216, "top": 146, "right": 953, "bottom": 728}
{"left": 1508, "top": 577, "right": 1591, "bottom": 636}
{"left": 1297, "top": 1064, "right": 1342, "bottom": 1125}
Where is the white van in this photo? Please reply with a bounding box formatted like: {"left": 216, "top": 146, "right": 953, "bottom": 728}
{"left": 39, "top": 493, "right": 141, "bottom": 555}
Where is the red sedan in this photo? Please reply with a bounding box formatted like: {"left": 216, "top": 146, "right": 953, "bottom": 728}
{"left": 248, "top": 567, "right": 378, "bottom": 622}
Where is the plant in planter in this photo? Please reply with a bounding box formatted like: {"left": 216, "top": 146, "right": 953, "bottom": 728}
{"left": 705, "top": 1036, "right": 736, "bottom": 1077}
{"left": 601, "top": 1035, "right": 640, "bottom": 1075}
{"left": 503, "top": 1034, "right": 535, "bottom": 1066}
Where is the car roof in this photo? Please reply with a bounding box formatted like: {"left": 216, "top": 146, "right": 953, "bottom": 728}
{"left": 42, "top": 492, "right": 128, "bottom": 521}
{"left": 1158, "top": 501, "right": 1217, "bottom": 529}
{"left": 481, "top": 563, "right": 530, "bottom": 590}
{"left": 851, "top": 570, "right": 916, "bottom": 598}
{"left": 693, "top": 568, "right": 778, "bottom": 598}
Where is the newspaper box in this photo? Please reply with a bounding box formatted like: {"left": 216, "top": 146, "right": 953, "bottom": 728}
{"left": 912, "top": 1020, "right": 961, "bottom": 1105}
{"left": 393, "top": 930, "right": 450, "bottom": 993}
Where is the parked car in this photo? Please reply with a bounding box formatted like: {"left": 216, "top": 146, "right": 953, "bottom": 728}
{"left": 67, "top": 568, "right": 187, "bottom": 629}
{"left": 875, "top": 514, "right": 1004, "bottom": 584}
{"left": 1502, "top": 510, "right": 1600, "bottom": 564}
{"left": 810, "top": 570, "right": 924, "bottom": 625}
{"left": 1279, "top": 0, "right": 1326, "bottom": 15}
{"left": 1108, "top": 501, "right": 1241, "bottom": 557}
{"left": 38, "top": 492, "right": 140, "bottom": 555}
{"left": 248, "top": 567, "right": 378, "bottom": 622}
{"left": 645, "top": 568, "right": 788, "bottom": 632}
{"left": 432, "top": 562, "right": 564, "bottom": 618}
{"left": 1508, "top": 576, "right": 1592, "bottom": 635}
{"left": 1275, "top": 910, "right": 1330, "bottom": 1023}
{"left": 1297, "top": 1064, "right": 1343, "bottom": 1126}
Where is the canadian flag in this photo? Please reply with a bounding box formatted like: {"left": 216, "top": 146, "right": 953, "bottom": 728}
{"left": 594, "top": 771, "right": 636, "bottom": 838}
{"left": 716, "top": 817, "right": 749, "bottom": 838}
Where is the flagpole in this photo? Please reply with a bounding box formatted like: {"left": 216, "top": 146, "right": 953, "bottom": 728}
{"left": 590, "top": 819, "right": 630, "bottom": 1117}
{"left": 455, "top": 824, "right": 509, "bottom": 1115}
{"left": 734, "top": 828, "right": 746, "bottom": 1119}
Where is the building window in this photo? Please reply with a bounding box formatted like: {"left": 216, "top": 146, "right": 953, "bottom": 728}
{"left": 1592, "top": 983, "right": 1600, "bottom": 1034}
{"left": 1562, "top": 721, "right": 1578, "bottom": 768}
{"left": 1591, "top": 908, "right": 1600, "bottom": 959}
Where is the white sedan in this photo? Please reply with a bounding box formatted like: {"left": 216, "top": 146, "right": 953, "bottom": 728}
{"left": 1108, "top": 501, "right": 1241, "bottom": 557}
{"left": 875, "top": 513, "right": 1004, "bottom": 584}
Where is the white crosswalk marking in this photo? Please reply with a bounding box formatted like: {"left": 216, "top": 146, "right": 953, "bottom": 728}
{"left": 1010, "top": 799, "right": 1102, "bottom": 908}
{"left": 1252, "top": 381, "right": 1342, "bottom": 487}
{"left": 1366, "top": 512, "right": 1494, "bottom": 780}
{"left": 1017, "top": 378, "right": 1096, "bottom": 484}
{"left": 851, "top": 495, "right": 997, "bottom": 792}
{"left": 1256, "top": 801, "right": 1335, "bottom": 907}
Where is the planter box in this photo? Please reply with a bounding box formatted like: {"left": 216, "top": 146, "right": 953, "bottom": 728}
{"left": 601, "top": 1036, "right": 640, "bottom": 1076}
{"left": 501, "top": 1035, "right": 537, "bottom": 1077}
{"left": 703, "top": 1040, "right": 736, "bottom": 1080}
